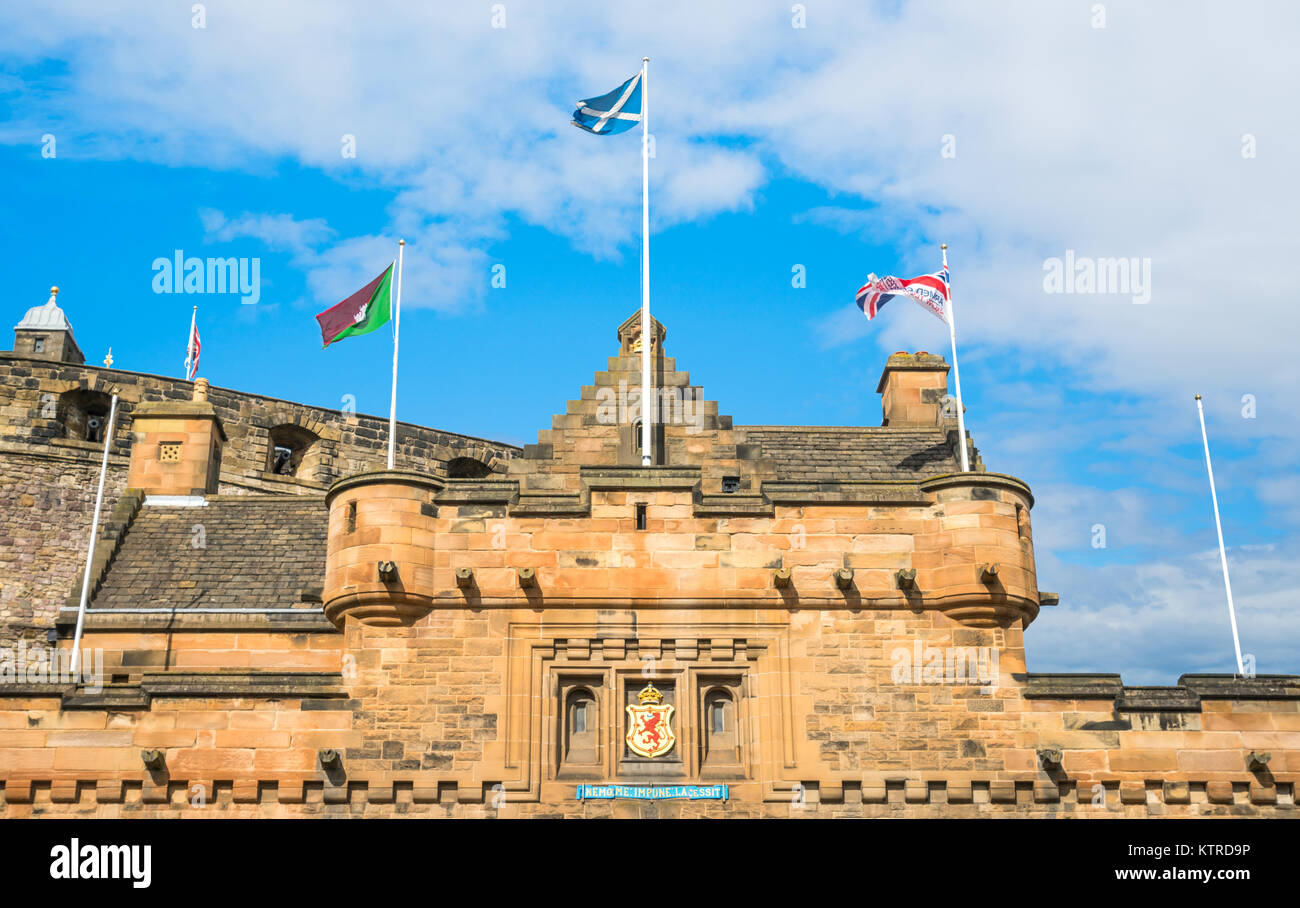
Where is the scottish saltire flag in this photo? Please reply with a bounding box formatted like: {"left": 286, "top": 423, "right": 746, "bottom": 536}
{"left": 856, "top": 269, "right": 950, "bottom": 324}
{"left": 571, "top": 71, "right": 643, "bottom": 135}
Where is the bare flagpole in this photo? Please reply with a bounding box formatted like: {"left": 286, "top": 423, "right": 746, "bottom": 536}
{"left": 941, "top": 244, "right": 970, "bottom": 472}
{"left": 1195, "top": 394, "right": 1246, "bottom": 675}
{"left": 388, "top": 239, "right": 404, "bottom": 470}
{"left": 70, "top": 393, "right": 117, "bottom": 676}
{"left": 640, "top": 56, "right": 652, "bottom": 467}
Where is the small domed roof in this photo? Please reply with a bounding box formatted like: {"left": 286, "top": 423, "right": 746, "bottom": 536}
{"left": 15, "top": 287, "right": 75, "bottom": 333}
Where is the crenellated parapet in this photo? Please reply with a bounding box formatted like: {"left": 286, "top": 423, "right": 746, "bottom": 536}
{"left": 317, "top": 464, "right": 1043, "bottom": 627}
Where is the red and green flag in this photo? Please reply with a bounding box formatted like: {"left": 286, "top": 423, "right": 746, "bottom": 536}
{"left": 315, "top": 263, "right": 394, "bottom": 348}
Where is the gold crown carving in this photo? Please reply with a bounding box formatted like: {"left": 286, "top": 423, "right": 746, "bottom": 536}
{"left": 636, "top": 682, "right": 664, "bottom": 705}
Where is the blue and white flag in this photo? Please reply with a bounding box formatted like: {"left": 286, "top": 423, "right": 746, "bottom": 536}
{"left": 571, "top": 71, "right": 643, "bottom": 135}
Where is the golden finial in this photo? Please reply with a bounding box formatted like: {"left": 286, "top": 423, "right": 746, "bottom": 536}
{"left": 1195, "top": 394, "right": 1202, "bottom": 400}
{"left": 50, "top": 286, "right": 59, "bottom": 296}
{"left": 399, "top": 239, "right": 405, "bottom": 246}
{"left": 941, "top": 244, "right": 947, "bottom": 250}
{"left": 103, "top": 348, "right": 113, "bottom": 368}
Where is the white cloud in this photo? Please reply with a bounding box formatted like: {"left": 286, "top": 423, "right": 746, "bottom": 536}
{"left": 200, "top": 209, "right": 334, "bottom": 257}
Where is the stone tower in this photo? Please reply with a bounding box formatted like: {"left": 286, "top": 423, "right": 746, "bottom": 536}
{"left": 13, "top": 287, "right": 84, "bottom": 365}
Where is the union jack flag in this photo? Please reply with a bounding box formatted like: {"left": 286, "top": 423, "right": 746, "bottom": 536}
{"left": 856, "top": 269, "right": 950, "bottom": 324}
{"left": 184, "top": 308, "right": 201, "bottom": 381}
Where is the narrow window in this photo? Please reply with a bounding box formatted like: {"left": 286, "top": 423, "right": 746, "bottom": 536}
{"left": 346, "top": 501, "right": 357, "bottom": 534}
{"left": 721, "top": 476, "right": 740, "bottom": 493}
{"left": 703, "top": 687, "right": 739, "bottom": 765}
{"left": 1015, "top": 504, "right": 1030, "bottom": 541}
{"left": 635, "top": 503, "right": 647, "bottom": 531}
{"left": 564, "top": 688, "right": 598, "bottom": 765}
{"left": 33, "top": 337, "right": 45, "bottom": 353}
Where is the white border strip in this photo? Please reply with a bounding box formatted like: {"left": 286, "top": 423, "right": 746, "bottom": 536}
{"left": 144, "top": 495, "right": 208, "bottom": 507}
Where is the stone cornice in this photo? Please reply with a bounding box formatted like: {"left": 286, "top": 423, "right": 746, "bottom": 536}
{"left": 0, "top": 670, "right": 347, "bottom": 710}
{"left": 1020, "top": 672, "right": 1300, "bottom": 709}
{"left": 920, "top": 471, "right": 1034, "bottom": 508}
{"left": 325, "top": 469, "right": 445, "bottom": 505}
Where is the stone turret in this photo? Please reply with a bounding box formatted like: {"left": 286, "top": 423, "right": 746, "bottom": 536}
{"left": 323, "top": 470, "right": 444, "bottom": 627}
{"left": 13, "top": 287, "right": 84, "bottom": 364}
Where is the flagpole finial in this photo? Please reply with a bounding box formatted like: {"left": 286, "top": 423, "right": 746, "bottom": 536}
{"left": 1195, "top": 394, "right": 1202, "bottom": 400}
{"left": 399, "top": 238, "right": 405, "bottom": 246}
{"left": 941, "top": 244, "right": 947, "bottom": 251}
{"left": 643, "top": 56, "right": 649, "bottom": 61}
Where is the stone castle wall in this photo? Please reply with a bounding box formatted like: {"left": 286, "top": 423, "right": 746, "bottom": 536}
{"left": 0, "top": 608, "right": 1293, "bottom": 817}
{"left": 1, "top": 315, "right": 1295, "bottom": 819}
{"left": 0, "top": 447, "right": 129, "bottom": 641}
{"left": 0, "top": 470, "right": 1293, "bottom": 817}
{"left": 0, "top": 353, "right": 519, "bottom": 642}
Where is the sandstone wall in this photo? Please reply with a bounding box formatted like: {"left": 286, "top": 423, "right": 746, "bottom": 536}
{"left": 1, "top": 474, "right": 1293, "bottom": 817}
{"left": 0, "top": 609, "right": 1294, "bottom": 817}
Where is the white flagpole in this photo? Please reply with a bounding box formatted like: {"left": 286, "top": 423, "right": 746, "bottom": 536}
{"left": 388, "top": 239, "right": 404, "bottom": 470}
{"left": 70, "top": 393, "right": 117, "bottom": 676}
{"left": 1195, "top": 394, "right": 1246, "bottom": 675}
{"left": 640, "top": 56, "right": 652, "bottom": 467}
{"left": 941, "top": 244, "right": 970, "bottom": 472}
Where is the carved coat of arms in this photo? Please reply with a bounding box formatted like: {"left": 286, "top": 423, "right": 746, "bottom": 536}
{"left": 626, "top": 682, "right": 675, "bottom": 758}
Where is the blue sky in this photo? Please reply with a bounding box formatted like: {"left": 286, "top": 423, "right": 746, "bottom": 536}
{"left": 1, "top": 1, "right": 1297, "bottom": 683}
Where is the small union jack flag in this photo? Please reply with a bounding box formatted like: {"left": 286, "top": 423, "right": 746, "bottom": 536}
{"left": 184, "top": 308, "right": 201, "bottom": 381}
{"left": 856, "top": 269, "right": 950, "bottom": 324}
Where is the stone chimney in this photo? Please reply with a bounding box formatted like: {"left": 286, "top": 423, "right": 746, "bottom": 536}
{"left": 876, "top": 352, "right": 952, "bottom": 428}
{"left": 126, "top": 378, "right": 226, "bottom": 496}
{"left": 13, "top": 287, "right": 84, "bottom": 365}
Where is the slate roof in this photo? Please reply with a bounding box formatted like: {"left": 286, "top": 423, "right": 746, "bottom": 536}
{"left": 739, "top": 427, "right": 962, "bottom": 482}
{"left": 90, "top": 497, "right": 326, "bottom": 610}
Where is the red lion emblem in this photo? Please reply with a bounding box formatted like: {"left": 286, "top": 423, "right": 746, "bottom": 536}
{"left": 638, "top": 712, "right": 663, "bottom": 749}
